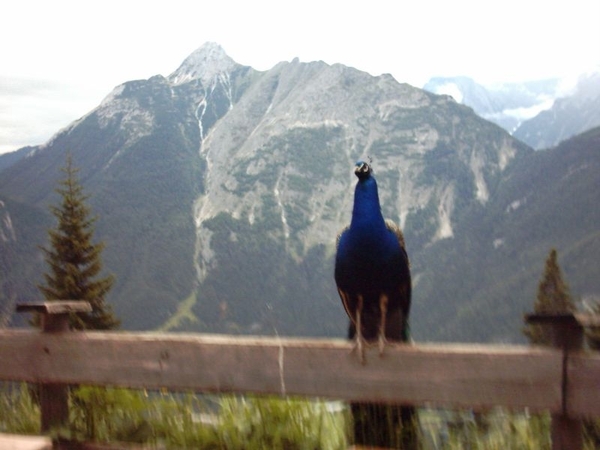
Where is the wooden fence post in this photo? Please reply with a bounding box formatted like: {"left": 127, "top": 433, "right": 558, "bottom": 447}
{"left": 16, "top": 301, "right": 92, "bottom": 434}
{"left": 525, "top": 313, "right": 584, "bottom": 450}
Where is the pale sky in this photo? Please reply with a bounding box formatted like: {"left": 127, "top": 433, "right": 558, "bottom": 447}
{"left": 1, "top": 0, "right": 599, "bottom": 154}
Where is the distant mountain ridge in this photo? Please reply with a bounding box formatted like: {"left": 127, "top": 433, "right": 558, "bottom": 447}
{"left": 423, "top": 76, "right": 560, "bottom": 132}
{"left": 1, "top": 43, "right": 598, "bottom": 343}
{"left": 513, "top": 72, "right": 600, "bottom": 149}
{"left": 424, "top": 72, "right": 600, "bottom": 149}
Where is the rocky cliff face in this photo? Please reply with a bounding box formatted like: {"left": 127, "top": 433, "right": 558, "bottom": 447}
{"left": 194, "top": 59, "right": 525, "bottom": 275}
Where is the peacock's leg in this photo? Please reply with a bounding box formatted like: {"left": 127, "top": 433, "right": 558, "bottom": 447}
{"left": 378, "top": 293, "right": 388, "bottom": 355}
{"left": 354, "top": 295, "right": 366, "bottom": 364}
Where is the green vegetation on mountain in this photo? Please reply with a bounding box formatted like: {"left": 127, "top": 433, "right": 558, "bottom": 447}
{"left": 413, "top": 127, "right": 600, "bottom": 342}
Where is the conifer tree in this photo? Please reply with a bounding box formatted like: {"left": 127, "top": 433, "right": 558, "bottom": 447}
{"left": 523, "top": 248, "right": 574, "bottom": 345}
{"left": 38, "top": 154, "right": 119, "bottom": 330}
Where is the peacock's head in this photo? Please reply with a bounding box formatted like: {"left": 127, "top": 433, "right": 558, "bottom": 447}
{"left": 354, "top": 160, "right": 372, "bottom": 180}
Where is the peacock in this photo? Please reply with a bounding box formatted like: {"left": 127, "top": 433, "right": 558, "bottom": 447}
{"left": 334, "top": 160, "right": 411, "bottom": 363}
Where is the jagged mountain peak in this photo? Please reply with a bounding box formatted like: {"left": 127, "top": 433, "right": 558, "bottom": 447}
{"left": 169, "top": 42, "right": 238, "bottom": 86}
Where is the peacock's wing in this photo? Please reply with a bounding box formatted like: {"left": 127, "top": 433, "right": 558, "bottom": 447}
{"left": 385, "top": 219, "right": 409, "bottom": 267}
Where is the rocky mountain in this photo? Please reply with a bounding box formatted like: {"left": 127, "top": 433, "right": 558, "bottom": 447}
{"left": 513, "top": 72, "right": 600, "bottom": 149}
{"left": 1, "top": 43, "right": 597, "bottom": 343}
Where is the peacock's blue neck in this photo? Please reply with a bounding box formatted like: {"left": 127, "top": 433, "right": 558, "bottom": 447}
{"left": 350, "top": 177, "right": 387, "bottom": 234}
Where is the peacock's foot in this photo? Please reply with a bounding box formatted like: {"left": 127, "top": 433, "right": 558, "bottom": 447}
{"left": 378, "top": 332, "right": 388, "bottom": 356}
{"left": 350, "top": 335, "right": 367, "bottom": 365}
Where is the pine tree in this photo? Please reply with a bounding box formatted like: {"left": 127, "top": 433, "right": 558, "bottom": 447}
{"left": 38, "top": 154, "right": 119, "bottom": 330}
{"left": 523, "top": 248, "right": 574, "bottom": 345}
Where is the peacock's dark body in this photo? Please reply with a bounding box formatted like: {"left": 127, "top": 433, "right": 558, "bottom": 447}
{"left": 335, "top": 160, "right": 416, "bottom": 448}
{"left": 335, "top": 160, "right": 411, "bottom": 361}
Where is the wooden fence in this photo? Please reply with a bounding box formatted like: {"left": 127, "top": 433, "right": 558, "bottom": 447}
{"left": 1, "top": 302, "right": 600, "bottom": 450}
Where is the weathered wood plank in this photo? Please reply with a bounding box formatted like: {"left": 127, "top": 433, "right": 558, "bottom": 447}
{"left": 16, "top": 301, "right": 92, "bottom": 315}
{"left": 0, "top": 433, "right": 51, "bottom": 450}
{"left": 567, "top": 351, "right": 600, "bottom": 418}
{"left": 0, "top": 330, "right": 565, "bottom": 414}
{"left": 283, "top": 341, "right": 563, "bottom": 412}
{"left": 300, "top": 339, "right": 557, "bottom": 413}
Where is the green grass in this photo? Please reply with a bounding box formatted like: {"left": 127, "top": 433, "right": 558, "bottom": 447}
{"left": 0, "top": 383, "right": 40, "bottom": 434}
{"left": 418, "top": 408, "right": 551, "bottom": 449}
{"left": 0, "top": 385, "right": 347, "bottom": 449}
{"left": 3, "top": 384, "right": 600, "bottom": 449}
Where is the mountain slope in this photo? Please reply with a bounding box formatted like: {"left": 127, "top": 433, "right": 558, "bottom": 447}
{"left": 1, "top": 43, "right": 597, "bottom": 343}
{"left": 414, "top": 126, "right": 600, "bottom": 342}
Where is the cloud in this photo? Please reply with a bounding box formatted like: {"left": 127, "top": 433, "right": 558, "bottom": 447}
{"left": 0, "top": 76, "right": 104, "bottom": 153}
{"left": 431, "top": 83, "right": 464, "bottom": 103}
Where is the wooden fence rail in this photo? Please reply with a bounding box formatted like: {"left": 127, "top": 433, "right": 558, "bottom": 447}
{"left": 1, "top": 303, "right": 600, "bottom": 450}
{"left": 0, "top": 329, "right": 581, "bottom": 413}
